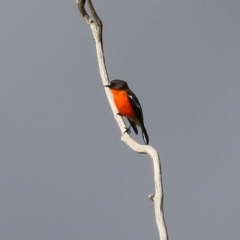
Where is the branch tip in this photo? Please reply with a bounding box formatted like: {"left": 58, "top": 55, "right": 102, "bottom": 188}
{"left": 87, "top": 0, "right": 102, "bottom": 27}
{"left": 148, "top": 194, "right": 155, "bottom": 201}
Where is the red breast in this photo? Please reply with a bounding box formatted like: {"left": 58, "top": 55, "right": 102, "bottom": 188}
{"left": 110, "top": 89, "right": 136, "bottom": 119}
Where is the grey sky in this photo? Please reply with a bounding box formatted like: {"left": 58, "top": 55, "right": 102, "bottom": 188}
{"left": 1, "top": 1, "right": 240, "bottom": 239}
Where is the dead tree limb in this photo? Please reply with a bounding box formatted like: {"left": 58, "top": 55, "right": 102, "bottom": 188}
{"left": 76, "top": 1, "right": 169, "bottom": 239}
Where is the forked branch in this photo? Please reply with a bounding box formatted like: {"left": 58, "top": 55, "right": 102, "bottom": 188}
{"left": 76, "top": 1, "right": 169, "bottom": 239}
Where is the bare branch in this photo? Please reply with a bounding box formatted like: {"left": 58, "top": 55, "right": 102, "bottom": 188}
{"left": 77, "top": 0, "right": 87, "bottom": 17}
{"left": 76, "top": 0, "right": 93, "bottom": 25}
{"left": 87, "top": 0, "right": 102, "bottom": 29}
{"left": 76, "top": 1, "right": 169, "bottom": 239}
{"left": 121, "top": 135, "right": 168, "bottom": 240}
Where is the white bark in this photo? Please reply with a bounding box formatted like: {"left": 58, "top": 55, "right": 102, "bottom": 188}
{"left": 76, "top": 1, "right": 169, "bottom": 239}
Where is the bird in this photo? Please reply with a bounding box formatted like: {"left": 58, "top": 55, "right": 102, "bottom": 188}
{"left": 105, "top": 79, "right": 149, "bottom": 144}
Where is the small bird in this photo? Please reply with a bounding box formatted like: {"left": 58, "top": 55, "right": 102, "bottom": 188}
{"left": 105, "top": 79, "right": 149, "bottom": 144}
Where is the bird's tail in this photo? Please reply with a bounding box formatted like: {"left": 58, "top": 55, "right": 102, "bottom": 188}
{"left": 141, "top": 124, "right": 149, "bottom": 145}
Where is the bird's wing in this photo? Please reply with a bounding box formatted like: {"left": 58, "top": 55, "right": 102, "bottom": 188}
{"left": 127, "top": 89, "right": 144, "bottom": 122}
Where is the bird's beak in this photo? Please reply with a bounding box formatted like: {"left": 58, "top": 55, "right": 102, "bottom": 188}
{"left": 104, "top": 84, "right": 110, "bottom": 88}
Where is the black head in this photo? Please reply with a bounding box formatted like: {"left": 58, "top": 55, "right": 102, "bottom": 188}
{"left": 105, "top": 79, "right": 129, "bottom": 90}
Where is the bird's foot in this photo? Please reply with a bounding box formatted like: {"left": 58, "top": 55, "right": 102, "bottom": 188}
{"left": 116, "top": 113, "right": 132, "bottom": 134}
{"left": 123, "top": 126, "right": 131, "bottom": 134}
{"left": 116, "top": 112, "right": 123, "bottom": 116}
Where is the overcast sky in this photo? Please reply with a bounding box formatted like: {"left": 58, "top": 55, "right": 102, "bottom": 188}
{"left": 1, "top": 1, "right": 240, "bottom": 239}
